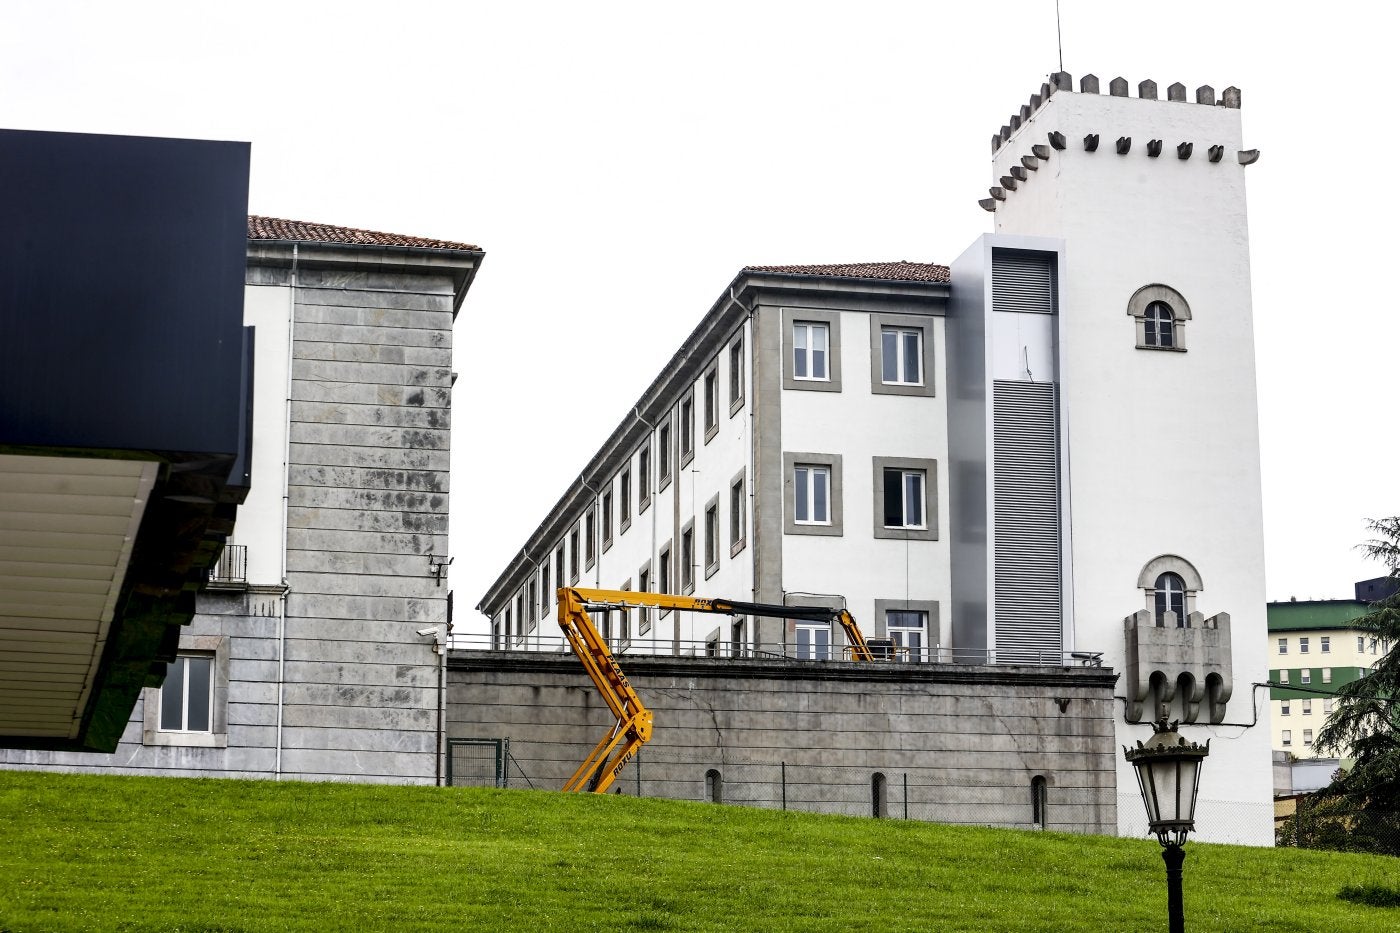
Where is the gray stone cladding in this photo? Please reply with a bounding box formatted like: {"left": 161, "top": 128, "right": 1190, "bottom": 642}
{"left": 448, "top": 652, "right": 1118, "bottom": 833}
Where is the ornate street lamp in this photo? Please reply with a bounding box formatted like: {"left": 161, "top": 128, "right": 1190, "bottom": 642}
{"left": 1124, "top": 719, "right": 1210, "bottom": 933}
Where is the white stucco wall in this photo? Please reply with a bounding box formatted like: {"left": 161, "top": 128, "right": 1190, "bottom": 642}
{"left": 991, "top": 87, "right": 1272, "bottom": 844}
{"left": 235, "top": 284, "right": 292, "bottom": 586}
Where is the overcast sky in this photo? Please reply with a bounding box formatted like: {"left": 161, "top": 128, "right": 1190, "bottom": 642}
{"left": 5, "top": 1, "right": 1397, "bottom": 629}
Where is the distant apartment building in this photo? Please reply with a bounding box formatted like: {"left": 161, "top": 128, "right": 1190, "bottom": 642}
{"left": 1269, "top": 577, "right": 1396, "bottom": 776}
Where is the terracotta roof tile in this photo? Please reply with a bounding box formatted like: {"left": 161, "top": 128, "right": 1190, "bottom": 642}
{"left": 744, "top": 261, "right": 950, "bottom": 283}
{"left": 247, "top": 215, "right": 479, "bottom": 252}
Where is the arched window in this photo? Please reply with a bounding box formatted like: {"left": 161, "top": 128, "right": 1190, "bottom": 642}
{"left": 704, "top": 769, "right": 722, "bottom": 804}
{"left": 1144, "top": 301, "right": 1175, "bottom": 348}
{"left": 1138, "top": 555, "right": 1204, "bottom": 628}
{"left": 1127, "top": 284, "right": 1191, "bottom": 351}
{"left": 1154, "top": 572, "right": 1187, "bottom": 627}
{"left": 872, "top": 772, "right": 888, "bottom": 818}
{"left": 1031, "top": 775, "right": 1048, "bottom": 829}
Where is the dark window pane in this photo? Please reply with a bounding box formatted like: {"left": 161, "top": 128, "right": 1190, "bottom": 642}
{"left": 882, "top": 330, "right": 897, "bottom": 382}
{"left": 883, "top": 468, "right": 903, "bottom": 526}
{"left": 160, "top": 659, "right": 186, "bottom": 730}
{"left": 186, "top": 657, "right": 212, "bottom": 732}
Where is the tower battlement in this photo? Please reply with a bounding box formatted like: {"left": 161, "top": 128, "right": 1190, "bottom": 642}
{"left": 981, "top": 73, "right": 1254, "bottom": 214}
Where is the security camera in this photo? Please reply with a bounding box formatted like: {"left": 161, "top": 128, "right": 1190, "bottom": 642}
{"left": 416, "top": 626, "right": 439, "bottom": 637}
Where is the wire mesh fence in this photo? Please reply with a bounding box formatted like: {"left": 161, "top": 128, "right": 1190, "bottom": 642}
{"left": 1275, "top": 795, "right": 1400, "bottom": 856}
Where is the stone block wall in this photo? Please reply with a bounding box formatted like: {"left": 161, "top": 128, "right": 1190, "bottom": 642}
{"left": 448, "top": 653, "right": 1118, "bottom": 833}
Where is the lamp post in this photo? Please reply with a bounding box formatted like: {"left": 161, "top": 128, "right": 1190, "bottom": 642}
{"left": 1123, "top": 719, "right": 1209, "bottom": 933}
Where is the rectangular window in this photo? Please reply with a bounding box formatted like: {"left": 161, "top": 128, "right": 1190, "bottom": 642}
{"left": 638, "top": 448, "right": 651, "bottom": 512}
{"left": 1320, "top": 636, "right": 1330, "bottom": 654}
{"left": 585, "top": 510, "right": 597, "bottom": 567}
{"left": 1282, "top": 729, "right": 1292, "bottom": 747}
{"left": 601, "top": 491, "right": 614, "bottom": 549}
{"left": 681, "top": 524, "right": 695, "bottom": 593}
{"left": 792, "top": 322, "right": 829, "bottom": 381}
{"left": 1304, "top": 728, "right": 1314, "bottom": 747}
{"left": 704, "top": 502, "right": 719, "bottom": 576}
{"left": 886, "top": 610, "right": 926, "bottom": 662}
{"left": 1299, "top": 637, "right": 1309, "bottom": 654}
{"left": 881, "top": 326, "right": 923, "bottom": 385}
{"left": 1371, "top": 637, "right": 1378, "bottom": 654}
{"left": 1279, "top": 669, "right": 1289, "bottom": 684}
{"left": 1301, "top": 669, "right": 1311, "bottom": 685}
{"left": 1278, "top": 637, "right": 1287, "bottom": 655}
{"left": 540, "top": 564, "right": 551, "bottom": 619}
{"left": 1280, "top": 700, "right": 1290, "bottom": 716}
{"left": 1359, "top": 636, "right": 1366, "bottom": 652}
{"left": 160, "top": 654, "right": 213, "bottom": 732}
{"left": 526, "top": 579, "right": 538, "bottom": 628}
{"left": 638, "top": 566, "right": 651, "bottom": 632}
{"left": 620, "top": 468, "right": 632, "bottom": 530}
{"left": 1324, "top": 698, "right": 1335, "bottom": 714}
{"left": 730, "top": 618, "right": 745, "bottom": 658}
{"left": 704, "top": 368, "right": 719, "bottom": 437}
{"left": 680, "top": 397, "right": 694, "bottom": 462}
{"left": 729, "top": 335, "right": 745, "bottom": 412}
{"left": 729, "top": 474, "right": 746, "bottom": 554}
{"left": 658, "top": 423, "right": 672, "bottom": 485}
{"left": 1303, "top": 699, "right": 1312, "bottom": 715}
{"left": 882, "top": 468, "right": 926, "bottom": 529}
{"left": 555, "top": 547, "right": 565, "bottom": 596}
{"left": 659, "top": 546, "right": 672, "bottom": 595}
{"left": 514, "top": 595, "right": 524, "bottom": 644}
{"left": 1322, "top": 667, "right": 1332, "bottom": 683}
{"left": 794, "top": 465, "right": 831, "bottom": 524}
{"left": 569, "top": 529, "right": 580, "bottom": 583}
{"left": 796, "top": 623, "right": 830, "bottom": 661}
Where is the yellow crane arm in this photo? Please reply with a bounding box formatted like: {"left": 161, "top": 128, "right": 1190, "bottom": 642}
{"left": 556, "top": 587, "right": 874, "bottom": 793}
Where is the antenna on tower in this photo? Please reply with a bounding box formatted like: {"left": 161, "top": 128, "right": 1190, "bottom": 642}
{"left": 1055, "top": 0, "right": 1065, "bottom": 73}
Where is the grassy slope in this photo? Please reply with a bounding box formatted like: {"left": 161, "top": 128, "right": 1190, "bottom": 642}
{"left": 0, "top": 771, "right": 1394, "bottom": 932}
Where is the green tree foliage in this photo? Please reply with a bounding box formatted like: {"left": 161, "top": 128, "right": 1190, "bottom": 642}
{"left": 1307, "top": 518, "right": 1400, "bottom": 853}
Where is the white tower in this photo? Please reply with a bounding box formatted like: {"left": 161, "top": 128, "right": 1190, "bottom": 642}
{"left": 951, "top": 74, "right": 1271, "bottom": 844}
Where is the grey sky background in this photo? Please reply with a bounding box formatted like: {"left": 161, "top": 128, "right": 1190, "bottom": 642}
{"left": 4, "top": 1, "right": 1394, "bottom": 631}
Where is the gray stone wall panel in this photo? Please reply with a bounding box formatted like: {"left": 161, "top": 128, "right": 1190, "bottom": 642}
{"left": 286, "top": 528, "right": 447, "bottom": 557}
{"left": 295, "top": 321, "right": 450, "bottom": 349}
{"left": 288, "top": 442, "right": 448, "bottom": 471}
{"left": 290, "top": 401, "right": 450, "bottom": 430}
{"left": 291, "top": 380, "right": 450, "bottom": 410}
{"left": 294, "top": 339, "right": 452, "bottom": 369}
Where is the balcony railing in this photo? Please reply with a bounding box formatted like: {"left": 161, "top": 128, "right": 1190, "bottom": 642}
{"left": 206, "top": 544, "right": 248, "bottom": 589}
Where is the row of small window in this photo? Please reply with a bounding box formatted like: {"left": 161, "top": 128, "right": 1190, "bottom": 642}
{"left": 786, "top": 455, "right": 938, "bottom": 539}
{"left": 1279, "top": 635, "right": 1387, "bottom": 656}
{"left": 1279, "top": 698, "right": 1333, "bottom": 717}
{"left": 1280, "top": 729, "right": 1314, "bottom": 749}
{"left": 793, "top": 609, "right": 929, "bottom": 661}
{"left": 1275, "top": 668, "right": 1332, "bottom": 685}
{"left": 496, "top": 473, "right": 750, "bottom": 644}
{"left": 784, "top": 311, "right": 936, "bottom": 397}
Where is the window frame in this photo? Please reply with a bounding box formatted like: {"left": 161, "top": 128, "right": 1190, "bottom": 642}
{"left": 781, "top": 308, "right": 842, "bottom": 393}
{"left": 679, "top": 391, "right": 696, "bottom": 468}
{"left": 638, "top": 445, "right": 652, "bottom": 514}
{"left": 728, "top": 332, "right": 745, "bottom": 416}
{"left": 869, "top": 313, "right": 936, "bottom": 397}
{"left": 872, "top": 457, "right": 939, "bottom": 540}
{"left": 658, "top": 541, "right": 673, "bottom": 616}
{"left": 569, "top": 526, "right": 580, "bottom": 583}
{"left": 584, "top": 508, "right": 597, "bottom": 570}
{"left": 143, "top": 637, "right": 229, "bottom": 749}
{"left": 1320, "top": 636, "right": 1330, "bottom": 654}
{"left": 619, "top": 466, "right": 632, "bottom": 534}
{"left": 658, "top": 416, "right": 674, "bottom": 491}
{"left": 1280, "top": 700, "right": 1290, "bottom": 716}
{"left": 601, "top": 489, "right": 614, "bottom": 553}
{"left": 1282, "top": 729, "right": 1292, "bottom": 747}
{"left": 1299, "top": 637, "right": 1309, "bottom": 654}
{"left": 875, "top": 598, "right": 939, "bottom": 663}
{"left": 703, "top": 495, "right": 721, "bottom": 579}
{"left": 729, "top": 469, "right": 747, "bottom": 557}
{"left": 703, "top": 365, "right": 720, "bottom": 442}
{"left": 1278, "top": 637, "right": 1287, "bottom": 655}
{"left": 637, "top": 561, "right": 652, "bottom": 635}
{"left": 680, "top": 521, "right": 696, "bottom": 595}
{"left": 540, "top": 562, "right": 552, "bottom": 621}
{"left": 1127, "top": 283, "right": 1191, "bottom": 352}
{"left": 795, "top": 621, "right": 832, "bottom": 660}
{"left": 783, "top": 452, "right": 843, "bottom": 536}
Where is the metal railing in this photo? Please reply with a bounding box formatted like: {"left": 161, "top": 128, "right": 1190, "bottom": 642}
{"left": 206, "top": 544, "right": 248, "bottom": 588}
{"left": 454, "top": 631, "right": 1102, "bottom": 668}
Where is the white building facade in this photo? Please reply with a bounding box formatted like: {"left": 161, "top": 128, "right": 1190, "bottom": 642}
{"left": 480, "top": 74, "right": 1273, "bottom": 844}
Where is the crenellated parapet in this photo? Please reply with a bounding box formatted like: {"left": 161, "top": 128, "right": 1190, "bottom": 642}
{"left": 1123, "top": 609, "right": 1233, "bottom": 725}
{"left": 980, "top": 73, "right": 1253, "bottom": 213}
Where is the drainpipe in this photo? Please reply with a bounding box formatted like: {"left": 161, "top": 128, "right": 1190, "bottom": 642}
{"left": 275, "top": 244, "right": 298, "bottom": 779}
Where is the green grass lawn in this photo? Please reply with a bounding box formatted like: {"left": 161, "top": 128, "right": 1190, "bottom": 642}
{"left": 0, "top": 770, "right": 1394, "bottom": 932}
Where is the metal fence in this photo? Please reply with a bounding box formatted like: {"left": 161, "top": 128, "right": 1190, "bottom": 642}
{"left": 206, "top": 544, "right": 247, "bottom": 587}
{"left": 451, "top": 631, "right": 1102, "bottom": 668}
{"left": 1275, "top": 795, "right": 1400, "bottom": 856}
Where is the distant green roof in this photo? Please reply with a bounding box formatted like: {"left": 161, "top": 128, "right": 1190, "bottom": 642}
{"left": 1267, "top": 599, "right": 1370, "bottom": 632}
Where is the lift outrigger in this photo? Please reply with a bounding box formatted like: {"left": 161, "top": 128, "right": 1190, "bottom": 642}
{"left": 556, "top": 587, "right": 873, "bottom": 793}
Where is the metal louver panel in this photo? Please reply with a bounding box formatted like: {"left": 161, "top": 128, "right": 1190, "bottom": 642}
{"left": 993, "top": 381, "right": 1061, "bottom": 663}
{"left": 992, "top": 254, "right": 1056, "bottom": 314}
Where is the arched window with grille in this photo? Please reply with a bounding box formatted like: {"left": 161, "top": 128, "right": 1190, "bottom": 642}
{"left": 1127, "top": 284, "right": 1191, "bottom": 351}
{"left": 1154, "top": 572, "right": 1187, "bottom": 627}
{"left": 1137, "top": 556, "right": 1204, "bottom": 627}
{"left": 1143, "top": 301, "right": 1175, "bottom": 347}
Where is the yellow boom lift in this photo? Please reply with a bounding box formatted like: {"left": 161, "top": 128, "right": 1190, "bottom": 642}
{"left": 557, "top": 586, "right": 873, "bottom": 793}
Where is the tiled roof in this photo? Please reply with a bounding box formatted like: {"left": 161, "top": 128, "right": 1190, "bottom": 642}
{"left": 247, "top": 215, "right": 479, "bottom": 252}
{"left": 744, "top": 261, "right": 950, "bottom": 283}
